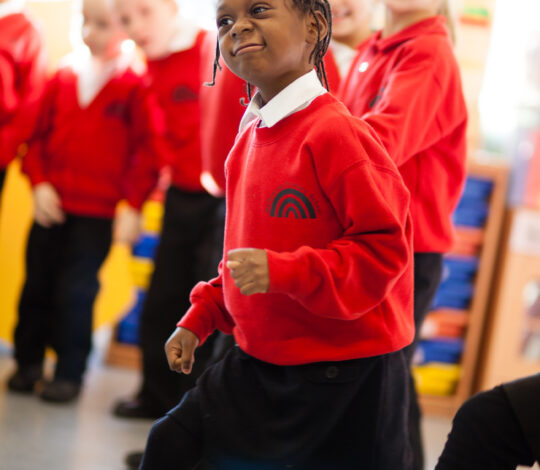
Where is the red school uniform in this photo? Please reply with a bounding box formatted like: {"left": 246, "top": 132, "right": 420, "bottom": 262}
{"left": 199, "top": 31, "right": 247, "bottom": 196}
{"left": 22, "top": 59, "right": 161, "bottom": 219}
{"left": 146, "top": 30, "right": 208, "bottom": 192}
{"left": 0, "top": 10, "right": 47, "bottom": 169}
{"left": 179, "top": 92, "right": 414, "bottom": 365}
{"left": 323, "top": 47, "right": 341, "bottom": 94}
{"left": 339, "top": 16, "right": 467, "bottom": 253}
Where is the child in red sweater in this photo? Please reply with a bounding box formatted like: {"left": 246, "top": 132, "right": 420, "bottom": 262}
{"left": 7, "top": 0, "right": 160, "bottom": 403}
{"left": 326, "top": 0, "right": 374, "bottom": 91}
{"left": 338, "top": 1, "right": 467, "bottom": 468}
{"left": 0, "top": 0, "right": 47, "bottom": 200}
{"left": 139, "top": 0, "right": 414, "bottom": 468}
{"left": 112, "top": 0, "right": 229, "bottom": 424}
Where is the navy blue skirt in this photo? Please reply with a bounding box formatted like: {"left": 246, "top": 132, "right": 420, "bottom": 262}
{"left": 168, "top": 346, "right": 411, "bottom": 470}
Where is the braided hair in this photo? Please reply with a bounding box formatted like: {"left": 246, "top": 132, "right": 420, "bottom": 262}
{"left": 205, "top": 0, "right": 333, "bottom": 101}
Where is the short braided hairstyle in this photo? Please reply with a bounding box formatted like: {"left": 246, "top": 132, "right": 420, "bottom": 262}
{"left": 205, "top": 0, "right": 332, "bottom": 101}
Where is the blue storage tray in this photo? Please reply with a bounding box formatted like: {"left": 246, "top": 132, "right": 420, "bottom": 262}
{"left": 132, "top": 233, "right": 160, "bottom": 259}
{"left": 417, "top": 338, "right": 464, "bottom": 364}
{"left": 461, "top": 177, "right": 494, "bottom": 201}
{"left": 453, "top": 205, "right": 489, "bottom": 228}
{"left": 442, "top": 256, "right": 479, "bottom": 283}
{"left": 432, "top": 281, "right": 474, "bottom": 310}
{"left": 116, "top": 290, "right": 146, "bottom": 345}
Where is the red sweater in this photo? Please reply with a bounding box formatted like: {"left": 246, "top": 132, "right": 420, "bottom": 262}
{"left": 339, "top": 16, "right": 467, "bottom": 252}
{"left": 323, "top": 47, "right": 341, "bottom": 94}
{"left": 179, "top": 93, "right": 414, "bottom": 365}
{"left": 0, "top": 12, "right": 47, "bottom": 168}
{"left": 23, "top": 65, "right": 161, "bottom": 219}
{"left": 147, "top": 31, "right": 207, "bottom": 192}
{"left": 199, "top": 31, "right": 247, "bottom": 195}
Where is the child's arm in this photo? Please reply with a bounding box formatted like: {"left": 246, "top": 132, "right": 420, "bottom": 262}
{"left": 113, "top": 82, "right": 163, "bottom": 245}
{"left": 0, "top": 54, "right": 18, "bottom": 124}
{"left": 361, "top": 43, "right": 466, "bottom": 167}
{"left": 22, "top": 73, "right": 65, "bottom": 227}
{"left": 123, "top": 82, "right": 163, "bottom": 206}
{"left": 177, "top": 262, "right": 236, "bottom": 346}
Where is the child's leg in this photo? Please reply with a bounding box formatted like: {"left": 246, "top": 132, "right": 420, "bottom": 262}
{"left": 13, "top": 223, "right": 66, "bottom": 378}
{"left": 136, "top": 188, "right": 222, "bottom": 414}
{"left": 404, "top": 253, "right": 443, "bottom": 470}
{"left": 435, "top": 385, "right": 536, "bottom": 470}
{"left": 140, "top": 414, "right": 203, "bottom": 470}
{"left": 50, "top": 216, "right": 112, "bottom": 384}
{"left": 0, "top": 169, "right": 6, "bottom": 195}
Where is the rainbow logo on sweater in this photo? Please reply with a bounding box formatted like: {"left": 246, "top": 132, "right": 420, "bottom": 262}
{"left": 269, "top": 188, "right": 316, "bottom": 219}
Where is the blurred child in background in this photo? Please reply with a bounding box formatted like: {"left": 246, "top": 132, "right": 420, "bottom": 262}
{"left": 0, "top": 0, "right": 47, "bottom": 204}
{"left": 325, "top": 0, "right": 374, "bottom": 91}
{"left": 112, "top": 0, "right": 225, "bottom": 426}
{"left": 339, "top": 1, "right": 467, "bottom": 468}
{"left": 6, "top": 0, "right": 161, "bottom": 403}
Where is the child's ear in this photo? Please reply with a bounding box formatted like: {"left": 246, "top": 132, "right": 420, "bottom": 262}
{"left": 306, "top": 10, "right": 329, "bottom": 47}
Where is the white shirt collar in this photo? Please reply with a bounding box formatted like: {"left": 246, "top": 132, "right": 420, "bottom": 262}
{"left": 330, "top": 40, "right": 358, "bottom": 80}
{"left": 62, "top": 45, "right": 140, "bottom": 108}
{"left": 0, "top": 0, "right": 25, "bottom": 18}
{"left": 168, "top": 15, "right": 201, "bottom": 54}
{"left": 239, "top": 69, "right": 326, "bottom": 131}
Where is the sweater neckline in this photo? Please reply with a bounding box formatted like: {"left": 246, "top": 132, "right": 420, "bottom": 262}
{"left": 247, "top": 92, "right": 337, "bottom": 145}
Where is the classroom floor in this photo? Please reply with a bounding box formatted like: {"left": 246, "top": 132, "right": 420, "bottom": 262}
{"left": 0, "top": 328, "right": 535, "bottom": 470}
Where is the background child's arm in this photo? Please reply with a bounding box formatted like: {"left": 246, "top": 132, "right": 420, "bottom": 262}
{"left": 123, "top": 82, "right": 163, "bottom": 209}
{"left": 362, "top": 43, "right": 466, "bottom": 167}
{"left": 0, "top": 54, "right": 18, "bottom": 124}
{"left": 21, "top": 73, "right": 65, "bottom": 227}
{"left": 177, "top": 261, "right": 236, "bottom": 345}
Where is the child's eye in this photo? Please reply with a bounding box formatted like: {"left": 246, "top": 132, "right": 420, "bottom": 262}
{"left": 217, "top": 16, "right": 233, "bottom": 28}
{"left": 120, "top": 15, "right": 130, "bottom": 27}
{"left": 252, "top": 5, "right": 268, "bottom": 14}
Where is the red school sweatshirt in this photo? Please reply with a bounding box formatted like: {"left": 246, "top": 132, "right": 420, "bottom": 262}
{"left": 146, "top": 31, "right": 207, "bottom": 192}
{"left": 179, "top": 92, "right": 414, "bottom": 365}
{"left": 199, "top": 31, "right": 248, "bottom": 196}
{"left": 22, "top": 65, "right": 161, "bottom": 219}
{"left": 339, "top": 16, "right": 467, "bottom": 253}
{"left": 0, "top": 12, "right": 47, "bottom": 168}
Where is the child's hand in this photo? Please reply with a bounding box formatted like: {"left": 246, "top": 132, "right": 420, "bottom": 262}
{"left": 33, "top": 182, "right": 65, "bottom": 228}
{"left": 226, "top": 248, "right": 269, "bottom": 295}
{"left": 113, "top": 205, "right": 141, "bottom": 245}
{"left": 165, "top": 327, "right": 200, "bottom": 375}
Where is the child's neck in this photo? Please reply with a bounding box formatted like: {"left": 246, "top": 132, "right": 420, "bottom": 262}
{"left": 382, "top": 9, "right": 437, "bottom": 37}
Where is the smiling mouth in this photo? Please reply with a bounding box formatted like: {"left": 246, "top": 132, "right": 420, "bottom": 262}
{"left": 332, "top": 10, "right": 351, "bottom": 21}
{"left": 233, "top": 44, "right": 264, "bottom": 56}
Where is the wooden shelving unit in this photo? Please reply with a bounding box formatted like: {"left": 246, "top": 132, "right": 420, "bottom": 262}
{"left": 419, "top": 162, "right": 508, "bottom": 417}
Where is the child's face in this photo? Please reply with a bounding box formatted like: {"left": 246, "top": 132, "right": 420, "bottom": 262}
{"left": 82, "top": 0, "right": 125, "bottom": 60}
{"left": 330, "top": 0, "right": 372, "bottom": 46}
{"left": 382, "top": 0, "right": 441, "bottom": 14}
{"left": 217, "top": 0, "right": 327, "bottom": 103}
{"left": 114, "top": 0, "right": 178, "bottom": 59}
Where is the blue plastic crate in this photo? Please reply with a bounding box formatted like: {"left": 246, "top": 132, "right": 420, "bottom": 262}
{"left": 432, "top": 281, "right": 474, "bottom": 310}
{"left": 417, "top": 338, "right": 464, "bottom": 364}
{"left": 442, "top": 256, "right": 479, "bottom": 283}
{"left": 453, "top": 205, "right": 489, "bottom": 228}
{"left": 461, "top": 177, "right": 494, "bottom": 201}
{"left": 132, "top": 233, "right": 160, "bottom": 259}
{"left": 116, "top": 290, "right": 146, "bottom": 345}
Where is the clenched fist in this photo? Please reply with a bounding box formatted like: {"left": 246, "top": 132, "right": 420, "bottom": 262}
{"left": 226, "top": 248, "right": 269, "bottom": 296}
{"left": 165, "top": 327, "right": 200, "bottom": 374}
